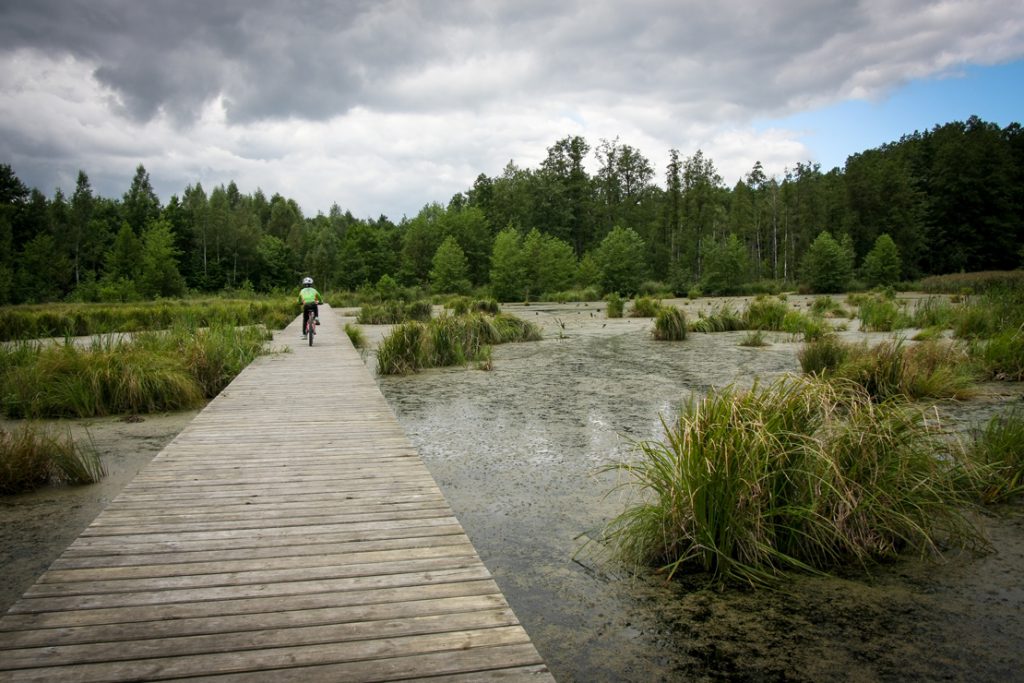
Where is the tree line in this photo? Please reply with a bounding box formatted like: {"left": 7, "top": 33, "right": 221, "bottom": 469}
{"left": 1, "top": 115, "right": 1021, "bottom": 305}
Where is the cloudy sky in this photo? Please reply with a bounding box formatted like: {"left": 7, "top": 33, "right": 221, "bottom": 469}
{"left": 1, "top": 0, "right": 1022, "bottom": 221}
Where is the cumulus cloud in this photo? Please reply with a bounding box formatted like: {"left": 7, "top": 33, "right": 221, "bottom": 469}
{"left": 1, "top": 0, "right": 1022, "bottom": 217}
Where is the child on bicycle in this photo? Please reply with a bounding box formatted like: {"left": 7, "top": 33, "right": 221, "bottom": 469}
{"left": 298, "top": 277, "right": 323, "bottom": 338}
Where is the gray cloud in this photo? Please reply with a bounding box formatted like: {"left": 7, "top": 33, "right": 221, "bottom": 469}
{"left": 1, "top": 0, "right": 1022, "bottom": 217}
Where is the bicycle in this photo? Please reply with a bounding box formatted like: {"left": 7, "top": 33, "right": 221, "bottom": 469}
{"left": 302, "top": 304, "right": 321, "bottom": 346}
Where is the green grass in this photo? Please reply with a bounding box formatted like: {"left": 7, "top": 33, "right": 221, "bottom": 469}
{"left": 917, "top": 270, "right": 1024, "bottom": 294}
{"left": 800, "top": 337, "right": 976, "bottom": 402}
{"left": 344, "top": 323, "right": 367, "bottom": 349}
{"left": 910, "top": 296, "right": 955, "bottom": 329}
{"left": 601, "top": 376, "right": 981, "bottom": 587}
{"left": 739, "top": 330, "right": 769, "bottom": 347}
{"left": 857, "top": 295, "right": 910, "bottom": 332}
{"left": 744, "top": 296, "right": 788, "bottom": 330}
{"left": 376, "top": 312, "right": 541, "bottom": 375}
{"left": 357, "top": 300, "right": 434, "bottom": 325}
{"left": 798, "top": 335, "right": 850, "bottom": 376}
{"left": 0, "top": 298, "right": 294, "bottom": 341}
{"left": 629, "top": 296, "right": 662, "bottom": 318}
{"left": 0, "top": 324, "right": 272, "bottom": 418}
{"left": 961, "top": 409, "right": 1024, "bottom": 504}
{"left": 973, "top": 326, "right": 1024, "bottom": 381}
{"left": 690, "top": 303, "right": 745, "bottom": 333}
{"left": 811, "top": 296, "right": 849, "bottom": 318}
{"left": 606, "top": 294, "right": 624, "bottom": 319}
{"left": 652, "top": 307, "right": 687, "bottom": 341}
{"left": 0, "top": 424, "right": 105, "bottom": 493}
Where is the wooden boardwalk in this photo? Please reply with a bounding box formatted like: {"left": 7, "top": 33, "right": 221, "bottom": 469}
{"left": 0, "top": 307, "right": 553, "bottom": 682}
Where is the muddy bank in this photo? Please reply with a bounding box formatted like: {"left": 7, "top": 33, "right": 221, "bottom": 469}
{"left": 372, "top": 299, "right": 1024, "bottom": 682}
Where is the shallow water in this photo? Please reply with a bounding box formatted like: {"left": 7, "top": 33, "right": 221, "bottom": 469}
{"left": 374, "top": 301, "right": 1024, "bottom": 682}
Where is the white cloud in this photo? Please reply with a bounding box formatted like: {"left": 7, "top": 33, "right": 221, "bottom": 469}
{"left": 1, "top": 0, "right": 1022, "bottom": 218}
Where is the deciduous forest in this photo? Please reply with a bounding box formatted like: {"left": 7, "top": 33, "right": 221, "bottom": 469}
{"left": 1, "top": 115, "right": 1021, "bottom": 305}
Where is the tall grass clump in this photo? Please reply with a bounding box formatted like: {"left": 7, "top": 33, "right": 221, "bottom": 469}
{"left": 739, "top": 330, "right": 769, "bottom": 347}
{"left": 799, "top": 335, "right": 850, "bottom": 376}
{"left": 344, "top": 323, "right": 367, "bottom": 349}
{"left": 0, "top": 324, "right": 271, "bottom": 418}
{"left": 811, "top": 296, "right": 848, "bottom": 318}
{"left": 744, "top": 296, "right": 788, "bottom": 330}
{"left": 690, "top": 303, "right": 745, "bottom": 333}
{"left": 0, "top": 298, "right": 294, "bottom": 342}
{"left": 974, "top": 326, "right": 1024, "bottom": 381}
{"left": 804, "top": 337, "right": 976, "bottom": 402}
{"left": 910, "top": 296, "right": 954, "bottom": 329}
{"left": 375, "top": 321, "right": 429, "bottom": 375}
{"left": 1, "top": 425, "right": 105, "bottom": 493}
{"left": 601, "top": 377, "right": 980, "bottom": 587}
{"left": 376, "top": 313, "right": 540, "bottom": 375}
{"left": 857, "top": 295, "right": 910, "bottom": 332}
{"left": 652, "top": 307, "right": 687, "bottom": 341}
{"left": 606, "top": 293, "right": 624, "bottom": 318}
{"left": 630, "top": 297, "right": 662, "bottom": 318}
{"left": 781, "top": 310, "right": 831, "bottom": 341}
{"left": 961, "top": 409, "right": 1024, "bottom": 504}
{"left": 175, "top": 324, "right": 270, "bottom": 397}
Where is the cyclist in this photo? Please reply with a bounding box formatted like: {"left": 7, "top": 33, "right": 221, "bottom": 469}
{"left": 297, "top": 276, "right": 323, "bottom": 338}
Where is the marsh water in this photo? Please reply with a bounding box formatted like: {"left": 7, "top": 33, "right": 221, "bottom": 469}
{"left": 371, "top": 300, "right": 1024, "bottom": 682}
{"left": 2, "top": 298, "right": 1022, "bottom": 681}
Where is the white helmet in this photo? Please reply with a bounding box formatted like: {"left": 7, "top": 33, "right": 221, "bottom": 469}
{"left": 302, "top": 277, "right": 313, "bottom": 286}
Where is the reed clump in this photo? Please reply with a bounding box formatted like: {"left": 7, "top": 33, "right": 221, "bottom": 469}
{"left": 857, "top": 294, "right": 910, "bottom": 332}
{"left": 0, "top": 298, "right": 294, "bottom": 341}
{"left": 0, "top": 324, "right": 271, "bottom": 418}
{"left": 376, "top": 312, "right": 541, "bottom": 375}
{"left": 344, "top": 323, "right": 367, "bottom": 349}
{"left": 689, "top": 303, "right": 745, "bottom": 333}
{"left": 960, "top": 409, "right": 1024, "bottom": 504}
{"left": 629, "top": 297, "right": 662, "bottom": 318}
{"left": 799, "top": 337, "right": 976, "bottom": 402}
{"left": 0, "top": 425, "right": 105, "bottom": 493}
{"left": 652, "top": 307, "right": 687, "bottom": 341}
{"left": 744, "top": 296, "right": 788, "bottom": 330}
{"left": 606, "top": 294, "right": 624, "bottom": 319}
{"left": 602, "top": 376, "right": 982, "bottom": 587}
{"left": 357, "top": 300, "right": 434, "bottom": 324}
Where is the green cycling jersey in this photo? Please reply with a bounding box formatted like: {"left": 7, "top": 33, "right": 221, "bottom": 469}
{"left": 298, "top": 287, "right": 322, "bottom": 305}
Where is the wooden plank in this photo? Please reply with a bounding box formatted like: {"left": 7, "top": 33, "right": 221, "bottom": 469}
{"left": 0, "top": 307, "right": 553, "bottom": 681}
